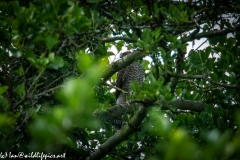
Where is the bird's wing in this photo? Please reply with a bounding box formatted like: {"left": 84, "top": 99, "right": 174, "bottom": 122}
{"left": 115, "top": 68, "right": 126, "bottom": 100}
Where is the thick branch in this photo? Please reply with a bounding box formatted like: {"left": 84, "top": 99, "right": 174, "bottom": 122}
{"left": 98, "top": 37, "right": 137, "bottom": 43}
{"left": 87, "top": 104, "right": 147, "bottom": 160}
{"left": 182, "top": 24, "right": 240, "bottom": 43}
{"left": 101, "top": 50, "right": 146, "bottom": 82}
{"left": 94, "top": 103, "right": 138, "bottom": 120}
{"left": 90, "top": 99, "right": 206, "bottom": 159}
{"left": 94, "top": 99, "right": 207, "bottom": 121}
{"left": 162, "top": 99, "right": 207, "bottom": 112}
{"left": 170, "top": 49, "right": 185, "bottom": 93}
{"left": 167, "top": 73, "right": 239, "bottom": 89}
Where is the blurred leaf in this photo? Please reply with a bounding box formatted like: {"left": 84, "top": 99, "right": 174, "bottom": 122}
{"left": 200, "top": 48, "right": 210, "bottom": 63}
{"left": 144, "top": 109, "right": 171, "bottom": 137}
{"left": 209, "top": 35, "right": 226, "bottom": 45}
{"left": 48, "top": 56, "right": 64, "bottom": 70}
{"left": 46, "top": 35, "right": 59, "bottom": 50}
{"left": 15, "top": 84, "right": 25, "bottom": 98}
{"left": 159, "top": 7, "right": 169, "bottom": 16}
{"left": 77, "top": 51, "right": 93, "bottom": 73}
{"left": 0, "top": 114, "right": 16, "bottom": 127}
{"left": 10, "top": 48, "right": 22, "bottom": 58}
{"left": 206, "top": 58, "right": 215, "bottom": 71}
{"left": 14, "top": 66, "right": 24, "bottom": 76}
{"left": 116, "top": 41, "right": 124, "bottom": 52}
{"left": 210, "top": 73, "right": 218, "bottom": 81}
{"left": 130, "top": 80, "right": 141, "bottom": 94}
{"left": 48, "top": 52, "right": 55, "bottom": 61}
{"left": 154, "top": 28, "right": 163, "bottom": 42}
{"left": 0, "top": 86, "right": 8, "bottom": 96}
{"left": 141, "top": 28, "right": 152, "bottom": 44}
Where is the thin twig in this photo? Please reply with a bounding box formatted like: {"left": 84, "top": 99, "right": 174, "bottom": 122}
{"left": 27, "top": 70, "right": 45, "bottom": 96}
{"left": 56, "top": 39, "right": 67, "bottom": 55}
{"left": 12, "top": 66, "right": 29, "bottom": 109}
{"left": 105, "top": 83, "right": 128, "bottom": 94}
{"left": 41, "top": 71, "right": 73, "bottom": 91}
{"left": 196, "top": 39, "right": 208, "bottom": 50}
{"left": 98, "top": 37, "right": 137, "bottom": 43}
{"left": 34, "top": 85, "right": 63, "bottom": 97}
{"left": 167, "top": 73, "right": 239, "bottom": 88}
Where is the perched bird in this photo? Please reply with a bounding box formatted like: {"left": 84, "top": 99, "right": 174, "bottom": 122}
{"left": 114, "top": 51, "right": 144, "bottom": 130}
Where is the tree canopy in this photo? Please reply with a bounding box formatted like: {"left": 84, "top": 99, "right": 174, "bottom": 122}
{"left": 0, "top": 0, "right": 240, "bottom": 159}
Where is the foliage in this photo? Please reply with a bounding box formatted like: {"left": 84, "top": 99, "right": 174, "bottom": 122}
{"left": 0, "top": 0, "right": 240, "bottom": 159}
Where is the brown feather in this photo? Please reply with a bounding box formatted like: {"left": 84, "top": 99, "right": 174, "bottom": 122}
{"left": 114, "top": 52, "right": 144, "bottom": 130}
{"left": 115, "top": 68, "right": 126, "bottom": 100}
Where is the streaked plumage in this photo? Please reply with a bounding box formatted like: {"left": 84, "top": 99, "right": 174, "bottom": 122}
{"left": 114, "top": 51, "right": 144, "bottom": 129}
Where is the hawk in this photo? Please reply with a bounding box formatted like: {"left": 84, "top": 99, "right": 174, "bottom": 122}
{"left": 114, "top": 51, "right": 144, "bottom": 129}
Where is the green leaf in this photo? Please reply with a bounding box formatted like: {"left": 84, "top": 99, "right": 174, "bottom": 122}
{"left": 77, "top": 52, "right": 93, "bottom": 73}
{"left": 10, "top": 48, "right": 22, "bottom": 58}
{"left": 106, "top": 51, "right": 115, "bottom": 56}
{"left": 116, "top": 41, "right": 124, "bottom": 52}
{"left": 115, "top": 15, "right": 123, "bottom": 22}
{"left": 189, "top": 50, "right": 201, "bottom": 63}
{"left": 159, "top": 7, "right": 169, "bottom": 16}
{"left": 91, "top": 10, "right": 100, "bottom": 29}
{"left": 206, "top": 58, "right": 215, "bottom": 71}
{"left": 209, "top": 35, "right": 226, "bottom": 45}
{"left": 48, "top": 56, "right": 64, "bottom": 70}
{"left": 130, "top": 80, "right": 141, "bottom": 94}
{"left": 210, "top": 73, "right": 218, "bottom": 81}
{"left": 200, "top": 48, "right": 210, "bottom": 63}
{"left": 226, "top": 37, "right": 236, "bottom": 50}
{"left": 0, "top": 86, "right": 8, "bottom": 96}
{"left": 94, "top": 45, "right": 107, "bottom": 56}
{"left": 0, "top": 114, "right": 16, "bottom": 127}
{"left": 169, "top": 4, "right": 180, "bottom": 18}
{"left": 154, "top": 28, "right": 163, "bottom": 42}
{"left": 171, "top": 120, "right": 180, "bottom": 130}
{"left": 48, "top": 52, "right": 55, "bottom": 61}
{"left": 144, "top": 109, "right": 171, "bottom": 137}
{"left": 46, "top": 35, "right": 59, "bottom": 50}
{"left": 141, "top": 28, "right": 152, "bottom": 43}
{"left": 15, "top": 84, "right": 25, "bottom": 98}
{"left": 14, "top": 66, "right": 24, "bottom": 76}
{"left": 36, "top": 57, "right": 49, "bottom": 68}
{"left": 169, "top": 4, "right": 188, "bottom": 22}
{"left": 175, "top": 88, "right": 182, "bottom": 96}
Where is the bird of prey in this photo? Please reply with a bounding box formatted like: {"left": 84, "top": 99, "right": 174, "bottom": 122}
{"left": 114, "top": 51, "right": 144, "bottom": 129}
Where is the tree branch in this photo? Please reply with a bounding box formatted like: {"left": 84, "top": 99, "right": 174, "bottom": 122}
{"left": 167, "top": 73, "right": 240, "bottom": 89}
{"left": 98, "top": 37, "right": 137, "bottom": 43}
{"left": 56, "top": 39, "right": 67, "bottom": 55}
{"left": 104, "top": 83, "right": 128, "bottom": 94}
{"left": 90, "top": 99, "right": 206, "bottom": 159}
{"left": 27, "top": 70, "right": 45, "bottom": 95}
{"left": 40, "top": 71, "right": 73, "bottom": 91}
{"left": 101, "top": 50, "right": 146, "bottom": 82}
{"left": 33, "top": 85, "right": 63, "bottom": 97}
{"left": 87, "top": 104, "right": 147, "bottom": 160}
{"left": 161, "top": 99, "right": 207, "bottom": 112}
{"left": 12, "top": 69, "right": 44, "bottom": 109}
{"left": 181, "top": 24, "right": 240, "bottom": 43}
{"left": 94, "top": 99, "right": 206, "bottom": 121}
{"left": 170, "top": 49, "right": 185, "bottom": 93}
{"left": 94, "top": 103, "right": 137, "bottom": 120}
